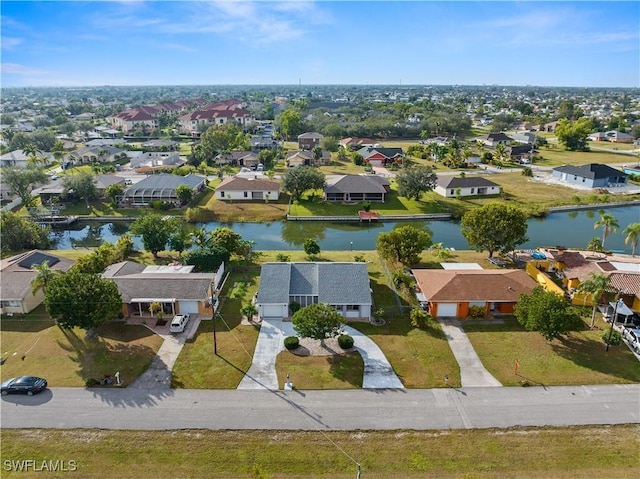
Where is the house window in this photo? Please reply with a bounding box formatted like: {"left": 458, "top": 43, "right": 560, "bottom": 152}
{"left": 582, "top": 178, "right": 585, "bottom": 182}
{"left": 1, "top": 300, "right": 21, "bottom": 307}
{"left": 220, "top": 191, "right": 225, "bottom": 198}
{"left": 243, "top": 191, "right": 248, "bottom": 198}
{"left": 470, "top": 188, "right": 475, "bottom": 194}
{"left": 450, "top": 189, "right": 454, "bottom": 195}
{"left": 346, "top": 305, "right": 360, "bottom": 311}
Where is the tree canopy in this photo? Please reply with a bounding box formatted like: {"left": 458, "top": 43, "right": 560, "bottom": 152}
{"left": 62, "top": 172, "right": 98, "bottom": 208}
{"left": 2, "top": 166, "right": 48, "bottom": 207}
{"left": 198, "top": 123, "right": 248, "bottom": 160}
{"left": 376, "top": 225, "right": 432, "bottom": 266}
{"left": 45, "top": 270, "right": 122, "bottom": 338}
{"left": 130, "top": 214, "right": 179, "bottom": 258}
{"left": 555, "top": 117, "right": 592, "bottom": 151}
{"left": 515, "top": 286, "right": 583, "bottom": 341}
{"left": 0, "top": 212, "right": 51, "bottom": 254}
{"left": 461, "top": 203, "right": 528, "bottom": 258}
{"left": 623, "top": 222, "right": 640, "bottom": 257}
{"left": 291, "top": 303, "right": 345, "bottom": 340}
{"left": 303, "top": 238, "right": 320, "bottom": 258}
{"left": 276, "top": 109, "right": 303, "bottom": 141}
{"left": 578, "top": 272, "right": 614, "bottom": 328}
{"left": 593, "top": 212, "right": 619, "bottom": 248}
{"left": 395, "top": 165, "right": 438, "bottom": 201}
{"left": 282, "top": 167, "right": 325, "bottom": 201}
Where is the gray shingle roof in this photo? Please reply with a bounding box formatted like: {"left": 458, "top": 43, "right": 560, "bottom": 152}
{"left": 0, "top": 250, "right": 74, "bottom": 300}
{"left": 436, "top": 176, "right": 500, "bottom": 188}
{"left": 258, "top": 262, "right": 372, "bottom": 305}
{"left": 552, "top": 163, "right": 626, "bottom": 180}
{"left": 123, "top": 173, "right": 205, "bottom": 197}
{"left": 325, "top": 175, "right": 389, "bottom": 194}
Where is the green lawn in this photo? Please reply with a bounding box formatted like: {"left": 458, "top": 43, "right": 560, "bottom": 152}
{"left": 464, "top": 317, "right": 640, "bottom": 386}
{"left": 276, "top": 350, "right": 364, "bottom": 389}
{"left": 2, "top": 425, "right": 636, "bottom": 478}
{"left": 0, "top": 312, "right": 163, "bottom": 387}
{"left": 533, "top": 145, "right": 634, "bottom": 167}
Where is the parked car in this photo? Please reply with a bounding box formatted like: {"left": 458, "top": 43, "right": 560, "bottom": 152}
{"left": 169, "top": 314, "right": 190, "bottom": 333}
{"left": 1, "top": 376, "right": 48, "bottom": 396}
{"left": 623, "top": 327, "right": 640, "bottom": 352}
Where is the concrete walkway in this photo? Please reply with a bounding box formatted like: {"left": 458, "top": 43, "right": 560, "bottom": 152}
{"left": 438, "top": 319, "right": 502, "bottom": 387}
{"left": 238, "top": 318, "right": 403, "bottom": 390}
{"left": 129, "top": 317, "right": 201, "bottom": 390}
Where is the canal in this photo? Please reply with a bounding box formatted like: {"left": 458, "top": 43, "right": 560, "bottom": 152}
{"left": 50, "top": 204, "right": 640, "bottom": 254}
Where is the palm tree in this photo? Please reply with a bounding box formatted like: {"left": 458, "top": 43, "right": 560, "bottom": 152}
{"left": 578, "top": 272, "right": 613, "bottom": 329}
{"left": 51, "top": 140, "right": 66, "bottom": 164}
{"left": 30, "top": 261, "right": 58, "bottom": 297}
{"left": 623, "top": 222, "right": 640, "bottom": 256}
{"left": 593, "top": 212, "right": 619, "bottom": 248}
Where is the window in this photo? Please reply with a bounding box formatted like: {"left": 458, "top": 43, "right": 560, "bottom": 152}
{"left": 470, "top": 188, "right": 475, "bottom": 194}
{"left": 450, "top": 189, "right": 454, "bottom": 195}
{"left": 1, "top": 300, "right": 21, "bottom": 308}
{"left": 243, "top": 191, "right": 248, "bottom": 198}
{"left": 220, "top": 191, "right": 225, "bottom": 198}
{"left": 346, "top": 305, "right": 360, "bottom": 311}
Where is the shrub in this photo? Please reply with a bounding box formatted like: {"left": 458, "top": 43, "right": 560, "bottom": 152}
{"left": 289, "top": 301, "right": 301, "bottom": 314}
{"left": 362, "top": 200, "right": 371, "bottom": 212}
{"left": 284, "top": 336, "right": 299, "bottom": 350}
{"left": 275, "top": 253, "right": 290, "bottom": 262}
{"left": 602, "top": 329, "right": 622, "bottom": 346}
{"left": 85, "top": 378, "right": 100, "bottom": 387}
{"left": 338, "top": 334, "right": 354, "bottom": 349}
{"left": 353, "top": 254, "right": 366, "bottom": 262}
{"left": 410, "top": 309, "right": 434, "bottom": 329}
{"left": 469, "top": 305, "right": 486, "bottom": 318}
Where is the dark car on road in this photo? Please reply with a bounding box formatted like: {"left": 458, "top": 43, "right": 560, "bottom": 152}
{"left": 1, "top": 376, "right": 48, "bottom": 396}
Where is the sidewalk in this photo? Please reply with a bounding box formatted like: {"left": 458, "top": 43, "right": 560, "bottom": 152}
{"left": 438, "top": 318, "right": 502, "bottom": 387}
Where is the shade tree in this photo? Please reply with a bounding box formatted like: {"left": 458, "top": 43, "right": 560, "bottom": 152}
{"left": 461, "top": 203, "right": 528, "bottom": 258}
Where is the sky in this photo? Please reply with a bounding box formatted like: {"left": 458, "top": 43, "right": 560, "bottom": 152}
{"left": 1, "top": 1, "right": 639, "bottom": 88}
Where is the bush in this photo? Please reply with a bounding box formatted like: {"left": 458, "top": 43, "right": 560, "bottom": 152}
{"left": 602, "top": 329, "right": 623, "bottom": 346}
{"left": 289, "top": 301, "right": 301, "bottom": 314}
{"left": 361, "top": 200, "right": 371, "bottom": 212}
{"left": 469, "top": 305, "right": 486, "bottom": 318}
{"left": 284, "top": 336, "right": 299, "bottom": 350}
{"left": 410, "top": 308, "right": 434, "bottom": 329}
{"left": 276, "top": 253, "right": 290, "bottom": 262}
{"left": 85, "top": 378, "right": 100, "bottom": 387}
{"left": 337, "top": 334, "right": 354, "bottom": 349}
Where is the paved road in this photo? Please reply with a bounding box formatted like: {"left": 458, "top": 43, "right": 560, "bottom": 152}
{"left": 1, "top": 384, "right": 638, "bottom": 431}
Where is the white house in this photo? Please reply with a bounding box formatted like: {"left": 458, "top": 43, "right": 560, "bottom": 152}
{"left": 214, "top": 176, "right": 280, "bottom": 201}
{"left": 256, "top": 262, "right": 373, "bottom": 321}
{"left": 435, "top": 176, "right": 501, "bottom": 198}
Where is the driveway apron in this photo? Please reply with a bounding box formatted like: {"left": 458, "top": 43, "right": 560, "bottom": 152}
{"left": 438, "top": 318, "right": 502, "bottom": 387}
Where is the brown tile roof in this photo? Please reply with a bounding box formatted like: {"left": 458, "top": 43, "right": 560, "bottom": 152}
{"left": 608, "top": 272, "right": 640, "bottom": 297}
{"left": 411, "top": 269, "right": 537, "bottom": 302}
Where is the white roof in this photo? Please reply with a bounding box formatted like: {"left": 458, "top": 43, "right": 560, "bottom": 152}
{"left": 440, "top": 263, "right": 483, "bottom": 270}
{"left": 143, "top": 265, "right": 195, "bottom": 274}
{"left": 609, "top": 262, "right": 640, "bottom": 273}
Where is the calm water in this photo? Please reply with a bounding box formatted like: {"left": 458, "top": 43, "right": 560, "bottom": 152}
{"left": 51, "top": 205, "right": 640, "bottom": 253}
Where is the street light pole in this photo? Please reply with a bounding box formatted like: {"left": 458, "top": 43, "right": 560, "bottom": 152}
{"left": 211, "top": 296, "right": 217, "bottom": 355}
{"left": 605, "top": 297, "right": 622, "bottom": 352}
{"left": 350, "top": 241, "right": 353, "bottom": 252}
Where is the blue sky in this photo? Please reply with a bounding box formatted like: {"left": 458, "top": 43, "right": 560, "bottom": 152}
{"left": 2, "top": 1, "right": 639, "bottom": 88}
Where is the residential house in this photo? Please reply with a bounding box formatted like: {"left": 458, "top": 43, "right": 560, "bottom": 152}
{"left": 0, "top": 150, "right": 54, "bottom": 168}
{"left": 110, "top": 107, "right": 158, "bottom": 135}
{"left": 297, "top": 132, "right": 324, "bottom": 150}
{"left": 478, "top": 133, "right": 513, "bottom": 147}
{"left": 435, "top": 176, "right": 500, "bottom": 198}
{"left": 94, "top": 174, "right": 126, "bottom": 198}
{"left": 339, "top": 137, "right": 376, "bottom": 149}
{"left": 411, "top": 269, "right": 538, "bottom": 318}
{"left": 103, "top": 261, "right": 225, "bottom": 318}
{"left": 324, "top": 174, "right": 390, "bottom": 202}
{"left": 508, "top": 144, "right": 534, "bottom": 161}
{"left": 511, "top": 132, "right": 536, "bottom": 145}
{"left": 140, "top": 139, "right": 179, "bottom": 151}
{"left": 67, "top": 146, "right": 126, "bottom": 166}
{"left": 588, "top": 131, "right": 634, "bottom": 143}
{"left": 84, "top": 139, "right": 126, "bottom": 148}
{"left": 286, "top": 149, "right": 331, "bottom": 167}
{"left": 0, "top": 250, "right": 75, "bottom": 315}
{"left": 120, "top": 173, "right": 206, "bottom": 207}
{"left": 129, "top": 151, "right": 185, "bottom": 170}
{"left": 214, "top": 176, "right": 280, "bottom": 201}
{"left": 357, "top": 146, "right": 404, "bottom": 167}
{"left": 256, "top": 262, "right": 373, "bottom": 321}
{"left": 551, "top": 164, "right": 627, "bottom": 188}
{"left": 214, "top": 151, "right": 259, "bottom": 167}
{"left": 535, "top": 121, "right": 559, "bottom": 133}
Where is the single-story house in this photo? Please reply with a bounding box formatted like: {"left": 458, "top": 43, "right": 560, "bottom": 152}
{"left": 435, "top": 176, "right": 500, "bottom": 198}
{"left": 588, "top": 130, "right": 634, "bottom": 143}
{"left": 0, "top": 150, "right": 54, "bottom": 168}
{"left": 67, "top": 146, "right": 126, "bottom": 165}
{"left": 508, "top": 144, "right": 534, "bottom": 161}
{"left": 94, "top": 174, "right": 126, "bottom": 197}
{"left": 256, "top": 262, "right": 373, "bottom": 321}
{"left": 297, "top": 132, "right": 324, "bottom": 150}
{"left": 411, "top": 269, "right": 538, "bottom": 318}
{"left": 215, "top": 151, "right": 259, "bottom": 167}
{"left": 551, "top": 164, "right": 627, "bottom": 188}
{"left": 140, "top": 139, "right": 179, "bottom": 151}
{"left": 357, "top": 146, "right": 404, "bottom": 167}
{"left": 120, "top": 173, "right": 206, "bottom": 207}
{"left": 536, "top": 121, "right": 559, "bottom": 133}
{"left": 511, "top": 132, "right": 536, "bottom": 145}
{"left": 286, "top": 150, "right": 331, "bottom": 167}
{"left": 478, "top": 133, "right": 513, "bottom": 147}
{"left": 324, "top": 174, "right": 390, "bottom": 202}
{"left": 214, "top": 176, "right": 280, "bottom": 201}
{"left": 249, "top": 135, "right": 278, "bottom": 150}
{"left": 103, "top": 261, "right": 225, "bottom": 318}
{"left": 84, "top": 139, "right": 126, "bottom": 148}
{"left": 339, "top": 137, "right": 376, "bottom": 149}
{"left": 0, "top": 250, "right": 75, "bottom": 315}
{"left": 129, "top": 151, "right": 185, "bottom": 170}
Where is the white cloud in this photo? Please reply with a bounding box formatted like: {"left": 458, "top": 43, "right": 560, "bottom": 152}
{"left": 1, "top": 63, "right": 49, "bottom": 76}
{"left": 1, "top": 37, "right": 22, "bottom": 50}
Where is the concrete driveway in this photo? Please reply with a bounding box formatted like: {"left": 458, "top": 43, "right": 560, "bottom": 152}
{"left": 238, "top": 318, "right": 403, "bottom": 390}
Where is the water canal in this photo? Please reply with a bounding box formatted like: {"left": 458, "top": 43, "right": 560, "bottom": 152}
{"left": 51, "top": 204, "right": 640, "bottom": 254}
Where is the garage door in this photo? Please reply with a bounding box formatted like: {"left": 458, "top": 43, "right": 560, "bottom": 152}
{"left": 179, "top": 301, "right": 200, "bottom": 314}
{"left": 437, "top": 303, "right": 457, "bottom": 317}
{"left": 261, "top": 304, "right": 286, "bottom": 318}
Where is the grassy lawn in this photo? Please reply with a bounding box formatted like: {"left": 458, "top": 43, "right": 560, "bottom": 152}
{"left": 171, "top": 270, "right": 261, "bottom": 388}
{"left": 533, "top": 145, "right": 634, "bottom": 167}
{"left": 0, "top": 312, "right": 163, "bottom": 387}
{"left": 2, "top": 425, "right": 637, "bottom": 478}
{"left": 275, "top": 351, "right": 364, "bottom": 389}
{"left": 193, "top": 188, "right": 291, "bottom": 222}
{"left": 464, "top": 317, "right": 640, "bottom": 386}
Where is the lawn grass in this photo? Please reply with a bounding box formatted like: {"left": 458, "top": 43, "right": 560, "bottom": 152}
{"left": 0, "top": 313, "right": 163, "bottom": 387}
{"left": 533, "top": 145, "right": 634, "bottom": 167}
{"left": 275, "top": 350, "right": 364, "bottom": 389}
{"left": 464, "top": 317, "right": 640, "bottom": 386}
{"left": 171, "top": 270, "right": 261, "bottom": 388}
{"left": 2, "top": 425, "right": 637, "bottom": 478}
{"left": 193, "top": 188, "right": 291, "bottom": 222}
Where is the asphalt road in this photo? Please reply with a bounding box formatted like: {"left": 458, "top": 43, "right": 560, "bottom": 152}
{"left": 1, "top": 384, "right": 638, "bottom": 431}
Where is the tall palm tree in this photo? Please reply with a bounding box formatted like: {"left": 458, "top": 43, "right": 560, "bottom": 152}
{"left": 30, "top": 261, "right": 58, "bottom": 297}
{"left": 593, "top": 212, "right": 619, "bottom": 248}
{"left": 51, "top": 140, "right": 66, "bottom": 164}
{"left": 578, "top": 272, "right": 613, "bottom": 329}
{"left": 623, "top": 222, "right": 640, "bottom": 256}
